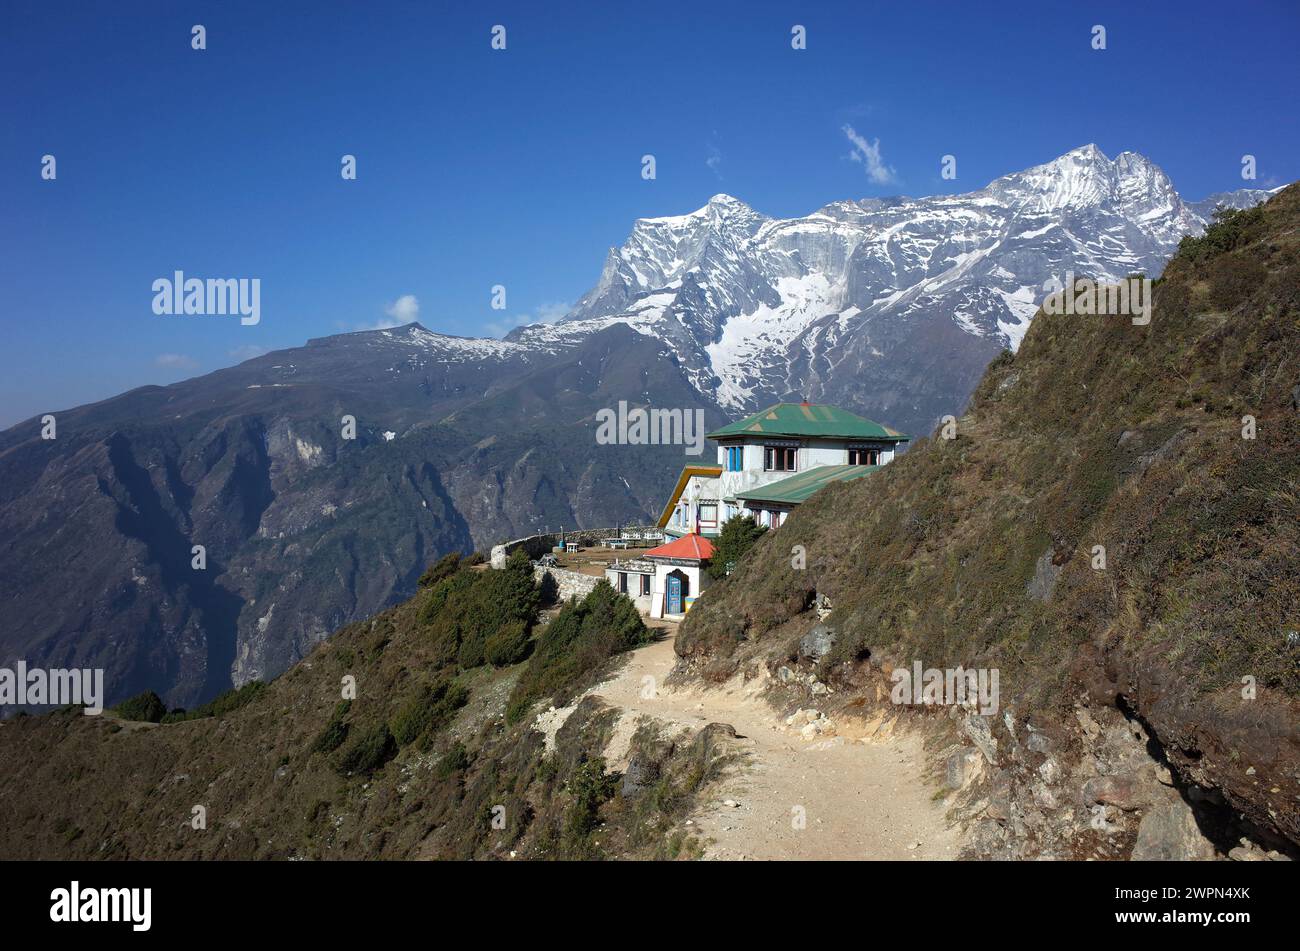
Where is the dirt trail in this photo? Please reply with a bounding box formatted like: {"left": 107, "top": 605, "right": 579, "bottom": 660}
{"left": 587, "top": 629, "right": 961, "bottom": 861}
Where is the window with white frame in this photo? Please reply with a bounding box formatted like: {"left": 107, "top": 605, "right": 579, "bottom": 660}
{"left": 764, "top": 445, "right": 797, "bottom": 471}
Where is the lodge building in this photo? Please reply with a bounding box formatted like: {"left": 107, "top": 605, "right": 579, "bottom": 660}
{"left": 604, "top": 402, "right": 907, "bottom": 620}
{"left": 657, "top": 402, "right": 908, "bottom": 537}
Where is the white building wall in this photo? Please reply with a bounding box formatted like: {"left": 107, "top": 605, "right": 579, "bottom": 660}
{"left": 648, "top": 562, "right": 707, "bottom": 619}
{"left": 604, "top": 566, "right": 653, "bottom": 614}
{"left": 802, "top": 442, "right": 846, "bottom": 468}
{"left": 689, "top": 435, "right": 902, "bottom": 533}
{"left": 668, "top": 474, "right": 722, "bottom": 533}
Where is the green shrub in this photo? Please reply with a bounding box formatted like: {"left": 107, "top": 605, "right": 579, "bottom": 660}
{"left": 1174, "top": 204, "right": 1266, "bottom": 265}
{"left": 456, "top": 550, "right": 540, "bottom": 667}
{"left": 310, "top": 700, "right": 352, "bottom": 755}
{"left": 485, "top": 620, "right": 533, "bottom": 667}
{"left": 160, "top": 681, "right": 266, "bottom": 723}
{"left": 418, "top": 552, "right": 462, "bottom": 589}
{"left": 418, "top": 570, "right": 475, "bottom": 626}
{"left": 389, "top": 678, "right": 470, "bottom": 747}
{"left": 707, "top": 514, "right": 768, "bottom": 580}
{"left": 507, "top": 580, "right": 650, "bottom": 722}
{"left": 419, "top": 549, "right": 539, "bottom": 671}
{"left": 334, "top": 723, "right": 396, "bottom": 776}
{"left": 113, "top": 691, "right": 166, "bottom": 723}
{"left": 435, "top": 741, "right": 472, "bottom": 779}
{"left": 563, "top": 756, "right": 618, "bottom": 851}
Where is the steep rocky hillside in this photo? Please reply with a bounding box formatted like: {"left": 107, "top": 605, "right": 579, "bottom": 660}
{"left": 676, "top": 186, "right": 1300, "bottom": 859}
{"left": 0, "top": 556, "right": 726, "bottom": 860}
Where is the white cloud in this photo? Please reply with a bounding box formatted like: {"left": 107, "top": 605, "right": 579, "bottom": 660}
{"left": 706, "top": 142, "right": 723, "bottom": 179}
{"left": 387, "top": 294, "right": 419, "bottom": 322}
{"left": 486, "top": 300, "right": 570, "bottom": 338}
{"left": 155, "top": 353, "right": 198, "bottom": 371}
{"left": 359, "top": 294, "right": 420, "bottom": 331}
{"left": 842, "top": 124, "right": 898, "bottom": 185}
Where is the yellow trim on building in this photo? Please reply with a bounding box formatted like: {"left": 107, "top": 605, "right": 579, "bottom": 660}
{"left": 655, "top": 465, "right": 723, "bottom": 528}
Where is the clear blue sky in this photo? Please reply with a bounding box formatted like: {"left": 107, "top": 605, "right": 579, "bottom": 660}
{"left": 2, "top": 0, "right": 1297, "bottom": 426}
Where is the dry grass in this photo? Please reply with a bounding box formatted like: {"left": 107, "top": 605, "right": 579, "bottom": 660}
{"left": 680, "top": 183, "right": 1300, "bottom": 710}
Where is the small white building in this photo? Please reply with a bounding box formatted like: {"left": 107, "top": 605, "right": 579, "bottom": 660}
{"left": 634, "top": 533, "right": 715, "bottom": 620}
{"left": 603, "top": 557, "right": 655, "bottom": 614}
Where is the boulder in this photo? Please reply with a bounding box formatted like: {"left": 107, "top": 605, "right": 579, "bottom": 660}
{"left": 621, "top": 753, "right": 661, "bottom": 796}
{"left": 1026, "top": 729, "right": 1052, "bottom": 754}
{"left": 985, "top": 785, "right": 1011, "bottom": 823}
{"left": 964, "top": 715, "right": 999, "bottom": 764}
{"left": 1037, "top": 756, "right": 1062, "bottom": 785}
{"left": 1130, "top": 798, "right": 1218, "bottom": 861}
{"left": 1081, "top": 774, "right": 1150, "bottom": 812}
{"left": 1025, "top": 548, "right": 1061, "bottom": 602}
{"left": 800, "top": 717, "right": 836, "bottom": 739}
{"left": 700, "top": 722, "right": 737, "bottom": 740}
{"left": 946, "top": 748, "right": 981, "bottom": 790}
{"left": 799, "top": 624, "right": 837, "bottom": 662}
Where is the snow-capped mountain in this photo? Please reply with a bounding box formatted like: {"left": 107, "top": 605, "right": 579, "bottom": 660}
{"left": 511, "top": 145, "right": 1274, "bottom": 436}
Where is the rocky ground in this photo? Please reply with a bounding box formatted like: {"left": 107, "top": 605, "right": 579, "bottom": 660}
{"left": 536, "top": 627, "right": 959, "bottom": 860}
{"left": 704, "top": 621, "right": 1295, "bottom": 862}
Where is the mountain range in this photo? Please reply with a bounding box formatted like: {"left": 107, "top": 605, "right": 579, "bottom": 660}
{"left": 0, "top": 145, "right": 1277, "bottom": 708}
{"left": 515, "top": 143, "right": 1273, "bottom": 435}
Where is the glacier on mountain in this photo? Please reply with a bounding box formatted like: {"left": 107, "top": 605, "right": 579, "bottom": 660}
{"left": 505, "top": 146, "right": 1271, "bottom": 426}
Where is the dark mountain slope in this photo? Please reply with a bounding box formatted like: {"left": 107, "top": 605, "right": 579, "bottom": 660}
{"left": 677, "top": 187, "right": 1300, "bottom": 854}
{"left": 0, "top": 323, "right": 718, "bottom": 709}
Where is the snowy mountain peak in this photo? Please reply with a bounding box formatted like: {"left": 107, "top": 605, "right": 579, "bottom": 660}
{"left": 706, "top": 192, "right": 748, "bottom": 208}
{"left": 513, "top": 147, "right": 1279, "bottom": 435}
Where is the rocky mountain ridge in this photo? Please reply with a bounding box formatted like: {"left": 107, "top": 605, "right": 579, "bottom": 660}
{"left": 514, "top": 144, "right": 1275, "bottom": 438}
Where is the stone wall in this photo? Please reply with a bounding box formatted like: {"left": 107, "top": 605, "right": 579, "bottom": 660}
{"left": 533, "top": 566, "right": 603, "bottom": 602}
{"left": 490, "top": 526, "right": 662, "bottom": 569}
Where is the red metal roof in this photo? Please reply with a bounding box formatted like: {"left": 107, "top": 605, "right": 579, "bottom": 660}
{"left": 644, "top": 533, "right": 715, "bottom": 561}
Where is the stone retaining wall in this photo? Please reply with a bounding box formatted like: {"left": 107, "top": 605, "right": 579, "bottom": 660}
{"left": 532, "top": 566, "right": 603, "bottom": 602}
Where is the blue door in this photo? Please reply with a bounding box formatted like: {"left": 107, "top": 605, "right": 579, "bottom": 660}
{"left": 666, "top": 574, "right": 683, "bottom": 614}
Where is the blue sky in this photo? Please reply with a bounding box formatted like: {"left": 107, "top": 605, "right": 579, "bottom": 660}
{"left": 2, "top": 0, "right": 1297, "bottom": 426}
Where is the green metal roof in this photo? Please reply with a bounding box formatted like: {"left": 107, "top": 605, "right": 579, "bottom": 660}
{"left": 706, "top": 402, "right": 909, "bottom": 441}
{"left": 735, "top": 464, "right": 881, "bottom": 505}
